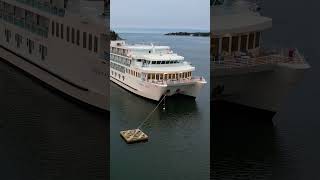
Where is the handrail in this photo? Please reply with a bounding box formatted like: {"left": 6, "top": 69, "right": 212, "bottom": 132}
{"left": 147, "top": 76, "right": 205, "bottom": 85}
{"left": 212, "top": 49, "right": 306, "bottom": 69}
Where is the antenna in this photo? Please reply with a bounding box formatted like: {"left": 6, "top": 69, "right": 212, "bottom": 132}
{"left": 151, "top": 43, "right": 155, "bottom": 53}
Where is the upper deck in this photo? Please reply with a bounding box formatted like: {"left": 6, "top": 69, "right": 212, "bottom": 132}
{"left": 111, "top": 40, "right": 186, "bottom": 63}
{"left": 211, "top": 0, "right": 272, "bottom": 36}
{"left": 211, "top": 13, "right": 272, "bottom": 36}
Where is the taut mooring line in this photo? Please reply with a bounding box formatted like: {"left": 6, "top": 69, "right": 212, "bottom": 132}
{"left": 137, "top": 95, "right": 166, "bottom": 129}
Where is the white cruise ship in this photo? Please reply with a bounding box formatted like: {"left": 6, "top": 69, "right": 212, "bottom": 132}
{"left": 0, "top": 0, "right": 109, "bottom": 111}
{"left": 211, "top": 1, "right": 310, "bottom": 112}
{"left": 110, "top": 40, "right": 206, "bottom": 101}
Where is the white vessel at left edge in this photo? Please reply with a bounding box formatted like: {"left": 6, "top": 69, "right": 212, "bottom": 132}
{"left": 0, "top": 0, "right": 109, "bottom": 111}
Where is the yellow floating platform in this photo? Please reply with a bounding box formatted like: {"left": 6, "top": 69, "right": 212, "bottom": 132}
{"left": 120, "top": 129, "right": 149, "bottom": 143}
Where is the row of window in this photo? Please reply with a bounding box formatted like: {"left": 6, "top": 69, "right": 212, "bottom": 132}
{"left": 110, "top": 61, "right": 142, "bottom": 78}
{"left": 212, "top": 32, "right": 260, "bottom": 56}
{"left": 51, "top": 21, "right": 99, "bottom": 53}
{"left": 150, "top": 60, "right": 181, "bottom": 65}
{"left": 126, "top": 68, "right": 141, "bottom": 78}
{"left": 110, "top": 54, "right": 131, "bottom": 67}
{"left": 4, "top": 29, "right": 47, "bottom": 60}
{"left": 147, "top": 72, "right": 192, "bottom": 80}
{"left": 110, "top": 62, "right": 125, "bottom": 73}
{"left": 110, "top": 47, "right": 128, "bottom": 56}
{"left": 0, "top": 1, "right": 50, "bottom": 38}
{"left": 111, "top": 70, "right": 125, "bottom": 81}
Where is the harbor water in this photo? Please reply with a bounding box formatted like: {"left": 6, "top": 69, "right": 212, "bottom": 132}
{"left": 0, "top": 58, "right": 109, "bottom": 179}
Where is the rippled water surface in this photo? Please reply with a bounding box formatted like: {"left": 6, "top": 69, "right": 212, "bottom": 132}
{"left": 110, "top": 32, "right": 210, "bottom": 180}
{"left": 0, "top": 59, "right": 108, "bottom": 179}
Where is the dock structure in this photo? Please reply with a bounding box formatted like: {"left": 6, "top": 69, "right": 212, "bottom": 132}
{"left": 120, "top": 129, "right": 148, "bottom": 143}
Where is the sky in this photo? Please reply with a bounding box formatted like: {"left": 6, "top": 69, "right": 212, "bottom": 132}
{"left": 110, "top": 0, "right": 210, "bottom": 31}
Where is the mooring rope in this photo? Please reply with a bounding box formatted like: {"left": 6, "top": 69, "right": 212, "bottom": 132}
{"left": 137, "top": 95, "right": 166, "bottom": 130}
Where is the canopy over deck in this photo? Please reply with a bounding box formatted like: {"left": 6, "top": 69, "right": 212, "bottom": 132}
{"left": 211, "top": 13, "right": 272, "bottom": 35}
{"left": 134, "top": 54, "right": 184, "bottom": 61}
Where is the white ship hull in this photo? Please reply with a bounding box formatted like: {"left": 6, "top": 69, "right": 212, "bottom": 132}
{"left": 212, "top": 63, "right": 309, "bottom": 112}
{"left": 111, "top": 73, "right": 206, "bottom": 101}
{"left": 0, "top": 46, "right": 109, "bottom": 111}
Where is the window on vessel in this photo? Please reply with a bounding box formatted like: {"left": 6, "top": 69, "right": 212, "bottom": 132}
{"left": 160, "top": 74, "right": 163, "bottom": 80}
{"left": 52, "top": 21, "right": 54, "bottom": 36}
{"left": 27, "top": 39, "right": 34, "bottom": 54}
{"left": 36, "top": 15, "right": 39, "bottom": 25}
{"left": 71, "top": 28, "right": 75, "bottom": 44}
{"left": 255, "top": 32, "right": 260, "bottom": 48}
{"left": 94, "top": 36, "right": 98, "bottom": 53}
{"left": 155, "top": 74, "right": 159, "bottom": 80}
{"left": 66, "top": 26, "right": 70, "bottom": 42}
{"left": 83, "top": 32, "right": 87, "bottom": 48}
{"left": 152, "top": 61, "right": 156, "bottom": 64}
{"left": 151, "top": 74, "right": 155, "bottom": 79}
{"left": 240, "top": 34, "right": 248, "bottom": 52}
{"left": 15, "top": 33, "right": 22, "bottom": 48}
{"left": 161, "top": 61, "right": 165, "bottom": 64}
{"left": 157, "top": 61, "right": 161, "bottom": 64}
{"left": 148, "top": 74, "right": 151, "bottom": 79}
{"left": 56, "top": 22, "right": 59, "bottom": 37}
{"left": 248, "top": 33, "right": 254, "bottom": 49}
{"left": 231, "top": 36, "right": 239, "bottom": 52}
{"left": 212, "top": 38, "right": 219, "bottom": 57}
{"left": 61, "top": 24, "right": 64, "bottom": 39}
{"left": 76, "top": 30, "right": 80, "bottom": 45}
{"left": 165, "top": 61, "right": 169, "bottom": 64}
{"left": 89, "top": 34, "right": 92, "bottom": 51}
{"left": 222, "top": 37, "right": 229, "bottom": 54}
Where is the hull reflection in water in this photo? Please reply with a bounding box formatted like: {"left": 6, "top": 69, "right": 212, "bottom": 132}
{"left": 211, "top": 100, "right": 286, "bottom": 180}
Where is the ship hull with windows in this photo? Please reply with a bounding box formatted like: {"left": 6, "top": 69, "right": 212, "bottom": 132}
{"left": 0, "top": 0, "right": 109, "bottom": 111}
{"left": 110, "top": 41, "right": 206, "bottom": 101}
{"left": 211, "top": 6, "right": 310, "bottom": 112}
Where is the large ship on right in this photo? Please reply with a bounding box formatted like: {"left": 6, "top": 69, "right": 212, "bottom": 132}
{"left": 211, "top": 0, "right": 310, "bottom": 112}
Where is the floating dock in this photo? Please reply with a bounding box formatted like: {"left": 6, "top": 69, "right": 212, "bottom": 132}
{"left": 120, "top": 129, "right": 149, "bottom": 143}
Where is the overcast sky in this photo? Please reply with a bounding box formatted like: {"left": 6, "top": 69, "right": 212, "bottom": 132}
{"left": 111, "top": 0, "right": 209, "bottom": 30}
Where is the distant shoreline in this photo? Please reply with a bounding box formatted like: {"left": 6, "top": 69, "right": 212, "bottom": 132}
{"left": 164, "top": 32, "right": 210, "bottom": 37}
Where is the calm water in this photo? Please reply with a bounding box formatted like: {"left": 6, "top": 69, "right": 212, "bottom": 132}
{"left": 110, "top": 31, "right": 210, "bottom": 180}
{"left": 212, "top": 0, "right": 320, "bottom": 179}
{"left": 0, "top": 59, "right": 109, "bottom": 179}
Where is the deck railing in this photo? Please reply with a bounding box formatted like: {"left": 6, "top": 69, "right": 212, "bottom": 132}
{"left": 15, "top": 0, "right": 65, "bottom": 17}
{"left": 0, "top": 13, "right": 48, "bottom": 38}
{"left": 147, "top": 76, "right": 205, "bottom": 85}
{"left": 212, "top": 48, "right": 306, "bottom": 69}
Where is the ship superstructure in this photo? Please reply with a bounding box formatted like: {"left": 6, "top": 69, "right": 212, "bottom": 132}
{"left": 110, "top": 40, "right": 206, "bottom": 101}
